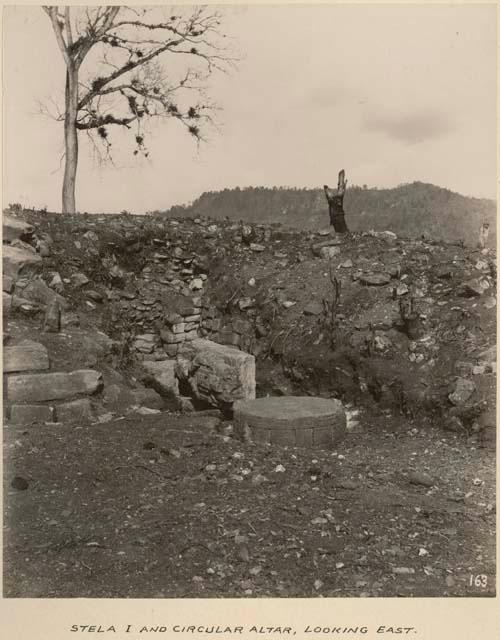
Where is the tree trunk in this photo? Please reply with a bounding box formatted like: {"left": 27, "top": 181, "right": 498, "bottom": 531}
{"left": 324, "top": 169, "right": 349, "bottom": 233}
{"left": 62, "top": 66, "right": 79, "bottom": 214}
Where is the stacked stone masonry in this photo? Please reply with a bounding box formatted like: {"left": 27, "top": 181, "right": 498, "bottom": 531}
{"left": 3, "top": 339, "right": 101, "bottom": 424}
{"left": 200, "top": 303, "right": 254, "bottom": 353}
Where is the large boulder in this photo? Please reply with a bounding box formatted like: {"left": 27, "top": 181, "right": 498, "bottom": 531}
{"left": 3, "top": 341, "right": 49, "bottom": 373}
{"left": 3, "top": 214, "right": 34, "bottom": 243}
{"left": 3, "top": 245, "right": 42, "bottom": 280}
{"left": 176, "top": 339, "right": 255, "bottom": 409}
{"left": 7, "top": 370, "right": 103, "bottom": 403}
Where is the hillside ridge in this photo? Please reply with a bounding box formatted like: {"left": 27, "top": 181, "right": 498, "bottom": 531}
{"left": 152, "top": 181, "right": 496, "bottom": 246}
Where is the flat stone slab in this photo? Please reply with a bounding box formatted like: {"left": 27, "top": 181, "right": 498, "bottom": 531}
{"left": 7, "top": 369, "right": 103, "bottom": 403}
{"left": 3, "top": 342, "right": 50, "bottom": 373}
{"left": 234, "top": 396, "right": 346, "bottom": 448}
{"left": 358, "top": 272, "right": 391, "bottom": 286}
{"left": 10, "top": 404, "right": 54, "bottom": 425}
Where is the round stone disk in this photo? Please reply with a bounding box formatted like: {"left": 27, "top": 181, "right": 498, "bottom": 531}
{"left": 233, "top": 396, "right": 346, "bottom": 448}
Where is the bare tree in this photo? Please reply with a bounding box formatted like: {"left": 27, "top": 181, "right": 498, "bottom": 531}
{"left": 42, "top": 6, "right": 235, "bottom": 213}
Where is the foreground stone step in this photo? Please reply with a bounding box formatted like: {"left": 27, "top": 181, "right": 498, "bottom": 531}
{"left": 234, "top": 396, "right": 346, "bottom": 448}
{"left": 10, "top": 404, "right": 54, "bottom": 425}
{"left": 7, "top": 370, "right": 103, "bottom": 403}
{"left": 3, "top": 244, "right": 42, "bottom": 280}
{"left": 177, "top": 339, "right": 255, "bottom": 409}
{"left": 3, "top": 342, "right": 49, "bottom": 373}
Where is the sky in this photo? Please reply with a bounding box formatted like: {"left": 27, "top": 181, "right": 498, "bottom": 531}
{"left": 2, "top": 3, "right": 497, "bottom": 214}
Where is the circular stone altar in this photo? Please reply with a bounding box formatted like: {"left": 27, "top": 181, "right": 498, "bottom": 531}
{"left": 233, "top": 396, "right": 346, "bottom": 448}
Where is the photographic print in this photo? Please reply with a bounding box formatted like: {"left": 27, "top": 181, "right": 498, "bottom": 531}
{"left": 2, "top": 2, "right": 496, "bottom": 608}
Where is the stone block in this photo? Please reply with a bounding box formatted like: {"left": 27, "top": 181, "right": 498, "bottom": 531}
{"left": 183, "top": 314, "right": 201, "bottom": 323}
{"left": 184, "top": 322, "right": 199, "bottom": 332}
{"left": 17, "top": 278, "right": 68, "bottom": 309}
{"left": 3, "top": 342, "right": 50, "bottom": 373}
{"left": 3, "top": 214, "right": 34, "bottom": 243}
{"left": 219, "top": 330, "right": 241, "bottom": 347}
{"left": 3, "top": 244, "right": 42, "bottom": 280}
{"left": 160, "top": 329, "right": 185, "bottom": 344}
{"left": 7, "top": 369, "right": 103, "bottom": 403}
{"left": 133, "top": 340, "right": 155, "bottom": 354}
{"left": 10, "top": 404, "right": 54, "bottom": 425}
{"left": 72, "top": 272, "right": 90, "bottom": 287}
{"left": 177, "top": 339, "right": 255, "bottom": 408}
{"left": 231, "top": 318, "right": 252, "bottom": 334}
{"left": 205, "top": 318, "right": 222, "bottom": 331}
{"left": 131, "top": 387, "right": 165, "bottom": 410}
{"left": 103, "top": 383, "right": 126, "bottom": 407}
{"left": 135, "top": 333, "right": 157, "bottom": 342}
{"left": 56, "top": 399, "right": 94, "bottom": 423}
{"left": 60, "top": 311, "right": 79, "bottom": 329}
{"left": 3, "top": 292, "right": 12, "bottom": 312}
{"left": 142, "top": 360, "right": 179, "bottom": 399}
{"left": 304, "top": 302, "right": 323, "bottom": 316}
{"left": 250, "top": 243, "right": 265, "bottom": 252}
{"left": 179, "top": 304, "right": 202, "bottom": 317}
{"left": 358, "top": 272, "right": 391, "bottom": 286}
{"left": 165, "top": 344, "right": 179, "bottom": 357}
{"left": 449, "top": 378, "right": 476, "bottom": 406}
{"left": 460, "top": 278, "right": 490, "bottom": 297}
{"left": 3, "top": 276, "right": 14, "bottom": 293}
{"left": 319, "top": 246, "right": 341, "bottom": 259}
{"left": 184, "top": 329, "right": 198, "bottom": 341}
{"left": 10, "top": 294, "right": 41, "bottom": 313}
{"left": 203, "top": 306, "right": 219, "bottom": 319}
{"left": 165, "top": 312, "right": 183, "bottom": 325}
{"left": 170, "top": 322, "right": 186, "bottom": 334}
{"left": 312, "top": 238, "right": 343, "bottom": 256}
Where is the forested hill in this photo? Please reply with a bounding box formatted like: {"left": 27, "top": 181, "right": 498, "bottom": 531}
{"left": 153, "top": 182, "right": 496, "bottom": 245}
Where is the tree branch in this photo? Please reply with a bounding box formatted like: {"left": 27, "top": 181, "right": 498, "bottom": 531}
{"left": 76, "top": 113, "right": 137, "bottom": 130}
{"left": 77, "top": 37, "right": 193, "bottom": 108}
{"left": 44, "top": 6, "right": 71, "bottom": 66}
{"left": 64, "top": 7, "right": 73, "bottom": 49}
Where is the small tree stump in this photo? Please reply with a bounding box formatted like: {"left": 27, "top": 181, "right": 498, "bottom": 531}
{"left": 324, "top": 169, "right": 349, "bottom": 233}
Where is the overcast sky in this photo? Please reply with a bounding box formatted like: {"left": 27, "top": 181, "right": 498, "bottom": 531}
{"left": 3, "top": 3, "right": 497, "bottom": 214}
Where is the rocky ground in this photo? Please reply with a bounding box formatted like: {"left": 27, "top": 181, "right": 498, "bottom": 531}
{"left": 4, "top": 413, "right": 495, "bottom": 598}
{"left": 2, "top": 207, "right": 496, "bottom": 597}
